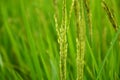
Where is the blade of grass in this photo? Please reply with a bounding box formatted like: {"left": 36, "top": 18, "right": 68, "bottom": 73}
{"left": 86, "top": 37, "right": 99, "bottom": 73}
{"left": 96, "top": 27, "right": 120, "bottom": 80}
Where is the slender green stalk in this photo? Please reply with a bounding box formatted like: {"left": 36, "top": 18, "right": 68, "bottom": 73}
{"left": 67, "top": 0, "right": 75, "bottom": 30}
{"left": 54, "top": 0, "right": 68, "bottom": 80}
{"left": 84, "top": 0, "right": 92, "bottom": 44}
{"left": 59, "top": 0, "right": 67, "bottom": 79}
{"left": 74, "top": 0, "right": 86, "bottom": 80}
{"left": 53, "top": 0, "right": 60, "bottom": 38}
{"left": 102, "top": 0, "right": 118, "bottom": 31}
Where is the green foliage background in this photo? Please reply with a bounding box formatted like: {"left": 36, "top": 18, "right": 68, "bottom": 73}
{"left": 0, "top": 0, "right": 120, "bottom": 80}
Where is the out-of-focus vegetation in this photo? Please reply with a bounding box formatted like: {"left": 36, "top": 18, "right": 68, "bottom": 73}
{"left": 0, "top": 0, "right": 120, "bottom": 80}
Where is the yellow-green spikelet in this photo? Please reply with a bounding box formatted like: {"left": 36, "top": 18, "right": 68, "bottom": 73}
{"left": 59, "top": 0, "right": 67, "bottom": 80}
{"left": 74, "top": 0, "right": 86, "bottom": 80}
{"left": 54, "top": 0, "right": 67, "bottom": 80}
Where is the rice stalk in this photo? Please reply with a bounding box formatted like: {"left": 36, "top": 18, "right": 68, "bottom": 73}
{"left": 74, "top": 0, "right": 86, "bottom": 80}
{"left": 102, "top": 0, "right": 120, "bottom": 45}
{"left": 53, "top": 0, "right": 59, "bottom": 37}
{"left": 54, "top": 0, "right": 68, "bottom": 80}
{"left": 102, "top": 0, "right": 118, "bottom": 31}
{"left": 84, "top": 0, "right": 92, "bottom": 44}
{"left": 59, "top": 0, "right": 67, "bottom": 80}
{"left": 67, "top": 0, "right": 75, "bottom": 30}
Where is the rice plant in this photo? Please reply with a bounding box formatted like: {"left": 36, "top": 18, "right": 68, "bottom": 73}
{"left": 0, "top": 0, "right": 120, "bottom": 80}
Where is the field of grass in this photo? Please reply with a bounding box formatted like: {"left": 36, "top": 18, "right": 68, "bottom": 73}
{"left": 0, "top": 0, "right": 120, "bottom": 80}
